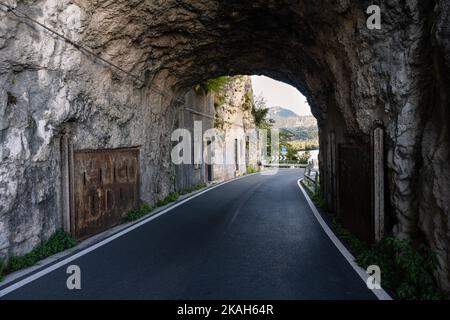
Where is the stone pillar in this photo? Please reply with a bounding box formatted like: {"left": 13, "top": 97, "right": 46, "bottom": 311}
{"left": 372, "top": 125, "right": 385, "bottom": 242}
{"left": 59, "top": 125, "right": 73, "bottom": 234}
{"left": 326, "top": 131, "right": 337, "bottom": 213}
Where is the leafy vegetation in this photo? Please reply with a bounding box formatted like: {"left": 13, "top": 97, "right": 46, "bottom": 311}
{"left": 157, "top": 192, "right": 181, "bottom": 207}
{"left": 283, "top": 127, "right": 319, "bottom": 142}
{"left": 297, "top": 151, "right": 311, "bottom": 164}
{"left": 195, "top": 76, "right": 233, "bottom": 95}
{"left": 289, "top": 139, "right": 320, "bottom": 151}
{"left": 276, "top": 122, "right": 318, "bottom": 163}
{"left": 252, "top": 95, "right": 274, "bottom": 129}
{"left": 302, "top": 180, "right": 445, "bottom": 299}
{"left": 311, "top": 186, "right": 327, "bottom": 209}
{"left": 246, "top": 165, "right": 259, "bottom": 174}
{"left": 0, "top": 182, "right": 208, "bottom": 281}
{"left": 0, "top": 231, "right": 76, "bottom": 281}
{"left": 179, "top": 183, "right": 207, "bottom": 196}
{"left": 355, "top": 238, "right": 447, "bottom": 300}
{"left": 126, "top": 204, "right": 154, "bottom": 222}
{"left": 126, "top": 183, "right": 208, "bottom": 222}
{"left": 279, "top": 131, "right": 305, "bottom": 163}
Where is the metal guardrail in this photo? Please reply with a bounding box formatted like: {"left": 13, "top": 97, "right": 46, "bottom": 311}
{"left": 303, "top": 163, "right": 320, "bottom": 192}
{"left": 263, "top": 163, "right": 308, "bottom": 169}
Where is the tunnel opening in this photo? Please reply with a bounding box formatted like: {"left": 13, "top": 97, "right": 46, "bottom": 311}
{"left": 172, "top": 71, "right": 384, "bottom": 246}
{"left": 1, "top": 0, "right": 449, "bottom": 293}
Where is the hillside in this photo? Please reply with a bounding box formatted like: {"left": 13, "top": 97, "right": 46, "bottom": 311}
{"left": 268, "top": 107, "right": 318, "bottom": 142}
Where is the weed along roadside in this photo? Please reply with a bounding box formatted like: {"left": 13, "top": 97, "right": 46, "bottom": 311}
{"left": 0, "top": 231, "right": 76, "bottom": 282}
{"left": 0, "top": 183, "right": 209, "bottom": 283}
{"left": 127, "top": 183, "right": 208, "bottom": 222}
{"left": 300, "top": 179, "right": 446, "bottom": 300}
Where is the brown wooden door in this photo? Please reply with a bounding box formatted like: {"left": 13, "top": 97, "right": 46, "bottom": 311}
{"left": 72, "top": 148, "right": 140, "bottom": 239}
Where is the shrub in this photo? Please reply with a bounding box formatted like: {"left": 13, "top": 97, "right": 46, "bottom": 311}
{"left": 157, "top": 192, "right": 180, "bottom": 207}
{"left": 2, "top": 231, "right": 76, "bottom": 278}
{"left": 303, "top": 183, "right": 446, "bottom": 300}
{"left": 355, "top": 238, "right": 447, "bottom": 300}
{"left": 179, "top": 183, "right": 207, "bottom": 195}
{"left": 329, "top": 214, "right": 446, "bottom": 300}
{"left": 298, "top": 151, "right": 311, "bottom": 164}
{"left": 246, "top": 165, "right": 258, "bottom": 174}
{"left": 126, "top": 204, "right": 153, "bottom": 222}
{"left": 195, "top": 76, "right": 232, "bottom": 94}
{"left": 127, "top": 184, "right": 207, "bottom": 222}
{"left": 311, "top": 188, "right": 326, "bottom": 209}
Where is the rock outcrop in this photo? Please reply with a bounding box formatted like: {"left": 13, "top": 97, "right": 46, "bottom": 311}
{"left": 212, "top": 76, "right": 257, "bottom": 180}
{"left": 0, "top": 0, "right": 449, "bottom": 291}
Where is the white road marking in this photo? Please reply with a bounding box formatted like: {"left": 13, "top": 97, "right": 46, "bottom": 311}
{"left": 0, "top": 174, "right": 257, "bottom": 298}
{"left": 297, "top": 179, "right": 392, "bottom": 301}
{"left": 0, "top": 172, "right": 392, "bottom": 300}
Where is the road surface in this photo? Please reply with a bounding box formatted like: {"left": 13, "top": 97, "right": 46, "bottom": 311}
{"left": 0, "top": 170, "right": 376, "bottom": 300}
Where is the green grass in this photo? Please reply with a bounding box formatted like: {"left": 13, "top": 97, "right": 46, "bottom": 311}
{"left": 246, "top": 165, "right": 259, "bottom": 174}
{"left": 126, "top": 183, "right": 208, "bottom": 222}
{"left": 0, "top": 231, "right": 76, "bottom": 281}
{"left": 0, "top": 183, "right": 210, "bottom": 281}
{"left": 157, "top": 192, "right": 180, "bottom": 207}
{"left": 311, "top": 188, "right": 327, "bottom": 210}
{"left": 301, "top": 179, "right": 326, "bottom": 210}
{"left": 178, "top": 183, "right": 207, "bottom": 196}
{"left": 126, "top": 204, "right": 154, "bottom": 222}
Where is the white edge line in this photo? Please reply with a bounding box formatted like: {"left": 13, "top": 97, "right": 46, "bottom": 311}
{"left": 0, "top": 174, "right": 255, "bottom": 298}
{"left": 297, "top": 179, "right": 392, "bottom": 301}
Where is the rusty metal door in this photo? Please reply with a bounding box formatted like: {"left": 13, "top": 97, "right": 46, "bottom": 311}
{"left": 338, "top": 144, "right": 374, "bottom": 243}
{"left": 72, "top": 148, "right": 140, "bottom": 239}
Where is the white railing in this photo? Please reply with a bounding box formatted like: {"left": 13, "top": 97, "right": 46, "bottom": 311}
{"left": 303, "top": 163, "right": 320, "bottom": 192}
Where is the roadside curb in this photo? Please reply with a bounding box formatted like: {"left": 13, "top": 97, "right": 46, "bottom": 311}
{"left": 0, "top": 172, "right": 260, "bottom": 295}
{"left": 297, "top": 178, "right": 393, "bottom": 301}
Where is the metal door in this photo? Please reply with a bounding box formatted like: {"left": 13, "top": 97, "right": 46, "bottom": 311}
{"left": 72, "top": 148, "right": 140, "bottom": 239}
{"left": 338, "top": 144, "right": 374, "bottom": 243}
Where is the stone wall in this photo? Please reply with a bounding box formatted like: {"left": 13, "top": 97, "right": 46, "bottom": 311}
{"left": 0, "top": 0, "right": 217, "bottom": 260}
{"left": 212, "top": 76, "right": 258, "bottom": 181}
{"left": 0, "top": 0, "right": 449, "bottom": 291}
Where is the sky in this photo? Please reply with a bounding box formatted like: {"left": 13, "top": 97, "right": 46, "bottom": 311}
{"left": 251, "top": 75, "right": 312, "bottom": 116}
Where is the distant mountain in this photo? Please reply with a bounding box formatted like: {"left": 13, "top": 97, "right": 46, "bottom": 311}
{"left": 268, "top": 107, "right": 318, "bottom": 141}
{"left": 268, "top": 107, "right": 317, "bottom": 130}
{"left": 268, "top": 107, "right": 298, "bottom": 119}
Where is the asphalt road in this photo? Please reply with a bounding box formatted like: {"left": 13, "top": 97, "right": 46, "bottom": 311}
{"left": 1, "top": 170, "right": 376, "bottom": 300}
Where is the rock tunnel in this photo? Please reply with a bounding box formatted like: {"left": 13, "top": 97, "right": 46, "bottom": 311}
{"left": 0, "top": 1, "right": 449, "bottom": 290}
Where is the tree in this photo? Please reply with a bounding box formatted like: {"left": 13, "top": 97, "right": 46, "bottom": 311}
{"left": 298, "top": 151, "right": 311, "bottom": 164}
{"left": 252, "top": 95, "right": 274, "bottom": 129}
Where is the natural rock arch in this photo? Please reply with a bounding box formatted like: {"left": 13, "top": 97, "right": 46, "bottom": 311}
{"left": 0, "top": 0, "right": 449, "bottom": 290}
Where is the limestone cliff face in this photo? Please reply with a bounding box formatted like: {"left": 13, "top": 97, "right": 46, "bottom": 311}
{"left": 212, "top": 76, "right": 257, "bottom": 180}
{"left": 0, "top": 0, "right": 203, "bottom": 258}
{"left": 0, "top": 0, "right": 450, "bottom": 290}
{"left": 215, "top": 76, "right": 256, "bottom": 133}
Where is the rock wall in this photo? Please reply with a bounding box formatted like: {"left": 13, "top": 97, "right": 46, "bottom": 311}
{"left": 212, "top": 76, "right": 258, "bottom": 181}
{"left": 0, "top": 0, "right": 449, "bottom": 291}
{"left": 0, "top": 0, "right": 214, "bottom": 259}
